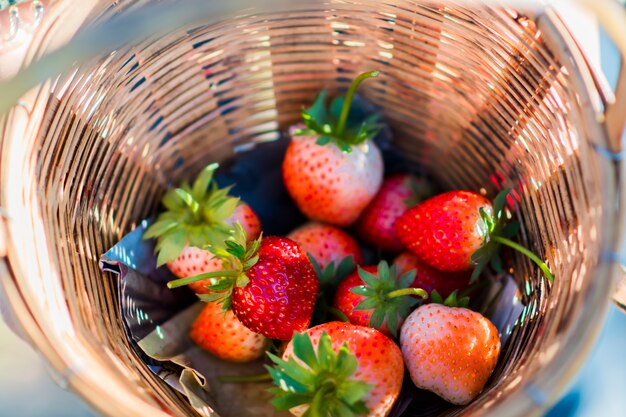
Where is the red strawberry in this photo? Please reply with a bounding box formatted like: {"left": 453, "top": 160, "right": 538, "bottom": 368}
{"left": 356, "top": 174, "right": 432, "bottom": 252}
{"left": 333, "top": 261, "right": 427, "bottom": 337}
{"left": 269, "top": 322, "right": 404, "bottom": 417}
{"left": 395, "top": 190, "right": 492, "bottom": 272}
{"left": 189, "top": 302, "right": 268, "bottom": 362}
{"left": 169, "top": 227, "right": 319, "bottom": 340}
{"left": 395, "top": 189, "right": 554, "bottom": 282}
{"left": 144, "top": 163, "right": 261, "bottom": 293}
{"left": 399, "top": 303, "right": 501, "bottom": 405}
{"left": 282, "top": 72, "right": 383, "bottom": 227}
{"left": 287, "top": 222, "right": 363, "bottom": 268}
{"left": 393, "top": 252, "right": 470, "bottom": 299}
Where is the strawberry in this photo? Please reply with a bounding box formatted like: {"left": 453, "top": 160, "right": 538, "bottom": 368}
{"left": 169, "top": 226, "right": 318, "bottom": 340}
{"left": 399, "top": 302, "right": 501, "bottom": 405}
{"left": 394, "top": 189, "right": 553, "bottom": 282}
{"left": 268, "top": 322, "right": 404, "bottom": 417}
{"left": 282, "top": 71, "right": 384, "bottom": 227}
{"left": 333, "top": 261, "right": 427, "bottom": 337}
{"left": 355, "top": 174, "right": 432, "bottom": 252}
{"left": 287, "top": 222, "right": 363, "bottom": 268}
{"left": 189, "top": 302, "right": 268, "bottom": 362}
{"left": 144, "top": 163, "right": 261, "bottom": 293}
{"left": 393, "top": 251, "right": 470, "bottom": 300}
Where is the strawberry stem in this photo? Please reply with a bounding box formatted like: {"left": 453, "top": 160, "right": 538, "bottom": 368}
{"left": 335, "top": 70, "right": 379, "bottom": 136}
{"left": 167, "top": 270, "right": 239, "bottom": 289}
{"left": 386, "top": 288, "right": 428, "bottom": 300}
{"left": 491, "top": 236, "right": 554, "bottom": 283}
{"left": 219, "top": 373, "right": 273, "bottom": 383}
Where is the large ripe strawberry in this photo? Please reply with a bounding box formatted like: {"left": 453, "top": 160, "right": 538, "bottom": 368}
{"left": 169, "top": 226, "right": 318, "bottom": 340}
{"left": 399, "top": 303, "right": 501, "bottom": 405}
{"left": 144, "top": 163, "right": 261, "bottom": 293}
{"left": 287, "top": 221, "right": 363, "bottom": 268}
{"left": 394, "top": 189, "right": 553, "bottom": 282}
{"left": 282, "top": 71, "right": 384, "bottom": 227}
{"left": 189, "top": 302, "right": 268, "bottom": 362}
{"left": 268, "top": 322, "right": 404, "bottom": 417}
{"left": 355, "top": 174, "right": 432, "bottom": 252}
{"left": 393, "top": 251, "right": 470, "bottom": 299}
{"left": 333, "top": 261, "right": 427, "bottom": 337}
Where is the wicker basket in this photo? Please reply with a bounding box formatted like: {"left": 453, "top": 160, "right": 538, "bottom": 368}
{"left": 1, "top": 0, "right": 625, "bottom": 416}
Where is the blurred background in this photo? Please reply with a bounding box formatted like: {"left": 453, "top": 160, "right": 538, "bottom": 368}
{"left": 0, "top": 1, "right": 625, "bottom": 416}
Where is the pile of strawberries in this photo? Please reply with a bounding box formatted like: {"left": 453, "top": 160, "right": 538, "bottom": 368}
{"left": 145, "top": 72, "right": 553, "bottom": 417}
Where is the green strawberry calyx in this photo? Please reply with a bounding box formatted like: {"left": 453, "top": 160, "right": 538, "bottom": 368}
{"left": 309, "top": 255, "right": 356, "bottom": 324}
{"left": 350, "top": 260, "right": 428, "bottom": 337}
{"left": 143, "top": 163, "right": 241, "bottom": 266}
{"left": 267, "top": 331, "right": 373, "bottom": 417}
{"left": 294, "top": 71, "right": 382, "bottom": 153}
{"left": 430, "top": 290, "right": 470, "bottom": 308}
{"left": 471, "top": 188, "right": 554, "bottom": 283}
{"left": 167, "top": 223, "right": 262, "bottom": 311}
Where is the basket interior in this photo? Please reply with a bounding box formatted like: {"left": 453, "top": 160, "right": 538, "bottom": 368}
{"left": 2, "top": 0, "right": 611, "bottom": 416}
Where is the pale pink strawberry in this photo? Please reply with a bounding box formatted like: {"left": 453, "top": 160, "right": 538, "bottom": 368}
{"left": 167, "top": 203, "right": 261, "bottom": 293}
{"left": 282, "top": 71, "right": 384, "bottom": 227}
{"left": 400, "top": 304, "right": 501, "bottom": 405}
{"left": 144, "top": 163, "right": 261, "bottom": 294}
{"left": 190, "top": 302, "right": 268, "bottom": 362}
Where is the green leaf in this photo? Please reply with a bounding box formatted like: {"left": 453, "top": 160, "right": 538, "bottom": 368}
{"left": 211, "top": 197, "right": 239, "bottom": 223}
{"left": 338, "top": 381, "right": 371, "bottom": 406}
{"left": 334, "top": 345, "right": 358, "bottom": 378}
{"left": 161, "top": 188, "right": 185, "bottom": 211}
{"left": 191, "top": 163, "right": 218, "bottom": 201}
{"left": 316, "top": 136, "right": 332, "bottom": 146}
{"left": 502, "top": 221, "right": 520, "bottom": 238}
{"left": 490, "top": 253, "right": 503, "bottom": 273}
{"left": 317, "top": 333, "right": 334, "bottom": 370}
{"left": 337, "top": 140, "right": 352, "bottom": 153}
{"left": 357, "top": 268, "right": 379, "bottom": 288}
{"left": 470, "top": 255, "right": 489, "bottom": 284}
{"left": 175, "top": 188, "right": 199, "bottom": 213}
{"left": 397, "top": 270, "right": 416, "bottom": 289}
{"left": 308, "top": 254, "right": 323, "bottom": 278}
{"left": 370, "top": 308, "right": 386, "bottom": 330}
{"left": 335, "top": 256, "right": 356, "bottom": 280}
{"left": 377, "top": 260, "right": 390, "bottom": 283}
{"left": 471, "top": 245, "right": 489, "bottom": 263}
{"left": 305, "top": 89, "right": 329, "bottom": 123}
{"left": 155, "top": 229, "right": 187, "bottom": 266}
{"left": 207, "top": 278, "right": 235, "bottom": 292}
{"left": 144, "top": 219, "right": 178, "bottom": 239}
{"left": 198, "top": 292, "right": 228, "bottom": 303}
{"left": 271, "top": 393, "right": 311, "bottom": 410}
{"left": 292, "top": 332, "right": 318, "bottom": 368}
{"left": 225, "top": 240, "right": 246, "bottom": 259}
{"left": 354, "top": 297, "right": 379, "bottom": 311}
{"left": 281, "top": 357, "right": 316, "bottom": 386}
{"left": 349, "top": 286, "right": 374, "bottom": 297}
{"left": 431, "top": 290, "right": 444, "bottom": 304}
{"left": 458, "top": 297, "right": 470, "bottom": 308}
{"left": 329, "top": 95, "right": 345, "bottom": 121}
{"left": 387, "top": 312, "right": 399, "bottom": 338}
{"left": 444, "top": 291, "right": 458, "bottom": 307}
{"left": 493, "top": 188, "right": 511, "bottom": 218}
